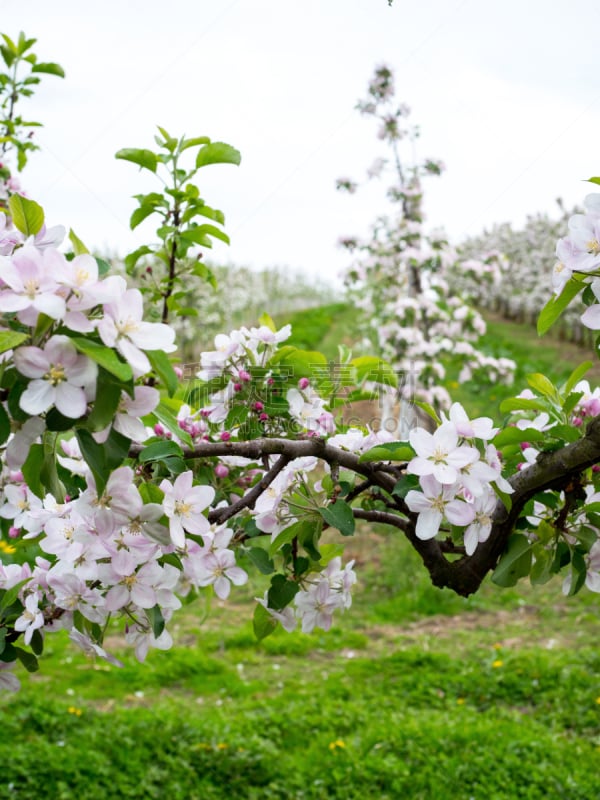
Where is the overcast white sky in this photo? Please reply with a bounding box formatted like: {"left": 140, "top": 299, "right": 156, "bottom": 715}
{"left": 2, "top": 0, "right": 600, "bottom": 284}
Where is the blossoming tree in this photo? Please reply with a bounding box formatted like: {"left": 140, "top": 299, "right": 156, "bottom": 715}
{"left": 337, "top": 65, "right": 516, "bottom": 411}
{"left": 1, "top": 34, "right": 600, "bottom": 693}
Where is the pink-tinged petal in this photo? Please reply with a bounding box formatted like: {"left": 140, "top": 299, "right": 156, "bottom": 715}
{"left": 68, "top": 356, "right": 98, "bottom": 388}
{"left": 129, "top": 321, "right": 176, "bottom": 352}
{"left": 407, "top": 456, "right": 435, "bottom": 477}
{"left": 55, "top": 383, "right": 87, "bottom": 418}
{"left": 111, "top": 548, "right": 138, "bottom": 576}
{"left": 183, "top": 514, "right": 210, "bottom": 536}
{"left": 445, "top": 500, "right": 476, "bottom": 527}
{"left": 434, "top": 422, "right": 458, "bottom": 451}
{"left": 415, "top": 509, "right": 442, "bottom": 540}
{"left": 419, "top": 474, "right": 444, "bottom": 496}
{"left": 432, "top": 462, "right": 458, "bottom": 485}
{"left": 169, "top": 517, "right": 186, "bottom": 549}
{"left": 213, "top": 576, "right": 231, "bottom": 600}
{"left": 581, "top": 305, "right": 600, "bottom": 330}
{"left": 117, "top": 337, "right": 150, "bottom": 375}
{"left": 114, "top": 414, "right": 148, "bottom": 442}
{"left": 409, "top": 428, "right": 434, "bottom": 457}
{"left": 97, "top": 316, "right": 118, "bottom": 347}
{"left": 447, "top": 446, "right": 479, "bottom": 469}
{"left": 188, "top": 485, "right": 216, "bottom": 510}
{"left": 225, "top": 566, "right": 248, "bottom": 586}
{"left": 105, "top": 584, "right": 129, "bottom": 611}
{"left": 174, "top": 471, "right": 194, "bottom": 495}
{"left": 585, "top": 572, "right": 600, "bottom": 593}
{"left": 20, "top": 380, "right": 55, "bottom": 414}
{"left": 463, "top": 527, "right": 479, "bottom": 556}
{"left": 63, "top": 311, "right": 95, "bottom": 332}
{"left": 13, "top": 346, "right": 49, "bottom": 378}
{"left": 131, "top": 582, "right": 157, "bottom": 609}
{"left": 405, "top": 489, "right": 433, "bottom": 514}
{"left": 125, "top": 386, "right": 160, "bottom": 416}
{"left": 0, "top": 292, "right": 29, "bottom": 312}
{"left": 33, "top": 292, "right": 66, "bottom": 319}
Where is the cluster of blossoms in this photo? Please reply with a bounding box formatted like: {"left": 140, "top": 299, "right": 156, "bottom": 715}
{"left": 0, "top": 206, "right": 361, "bottom": 690}
{"left": 403, "top": 403, "right": 509, "bottom": 555}
{"left": 452, "top": 202, "right": 587, "bottom": 337}
{"left": 338, "top": 65, "right": 516, "bottom": 410}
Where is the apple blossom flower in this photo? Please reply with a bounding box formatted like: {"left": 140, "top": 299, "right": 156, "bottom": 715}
{"left": 14, "top": 335, "right": 97, "bottom": 418}
{"left": 408, "top": 422, "right": 479, "bottom": 485}
{"left": 295, "top": 579, "right": 344, "bottom": 633}
{"left": 14, "top": 593, "right": 44, "bottom": 645}
{"left": 97, "top": 284, "right": 176, "bottom": 376}
{"left": 0, "top": 245, "right": 66, "bottom": 320}
{"left": 405, "top": 474, "right": 475, "bottom": 540}
{"left": 160, "top": 471, "right": 215, "bottom": 548}
{"left": 195, "top": 548, "right": 248, "bottom": 599}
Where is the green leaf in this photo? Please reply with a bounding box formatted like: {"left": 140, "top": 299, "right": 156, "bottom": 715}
{"left": 14, "top": 646, "right": 39, "bottom": 673}
{"left": 526, "top": 373, "right": 559, "bottom": 401}
{"left": 414, "top": 400, "right": 441, "bottom": 425}
{"left": 30, "top": 61, "right": 65, "bottom": 77}
{"left": 269, "top": 519, "right": 313, "bottom": 557}
{"left": 180, "top": 136, "right": 211, "bottom": 152}
{"left": 499, "top": 396, "right": 548, "bottom": 414}
{"left": 359, "top": 441, "right": 415, "bottom": 463}
{"left": 69, "top": 337, "right": 133, "bottom": 382}
{"left": 537, "top": 277, "right": 585, "bottom": 335}
{"left": 587, "top": 176, "right": 600, "bottom": 186}
{"left": 247, "top": 547, "right": 275, "bottom": 575}
{"left": 562, "top": 361, "right": 594, "bottom": 397}
{"left": 21, "top": 443, "right": 45, "bottom": 498}
{"left": 151, "top": 402, "right": 193, "bottom": 447}
{"left": 146, "top": 350, "right": 178, "bottom": 397}
{"left": 76, "top": 428, "right": 109, "bottom": 494}
{"left": 68, "top": 228, "right": 89, "bottom": 255}
{"left": 267, "top": 574, "right": 299, "bottom": 611}
{"left": 491, "top": 534, "right": 532, "bottom": 587}
{"left": 84, "top": 375, "right": 123, "bottom": 432}
{"left": 181, "top": 224, "right": 230, "bottom": 246}
{"left": 319, "top": 499, "right": 355, "bottom": 537}
{"left": 115, "top": 148, "right": 157, "bottom": 173}
{"left": 492, "top": 427, "right": 546, "bottom": 447}
{"left": 0, "top": 402, "right": 10, "bottom": 446}
{"left": 138, "top": 439, "right": 183, "bottom": 463}
{"left": 130, "top": 204, "right": 156, "bottom": 230}
{"left": 258, "top": 312, "right": 276, "bottom": 332}
{"left": 0, "top": 330, "right": 28, "bottom": 355}
{"left": 253, "top": 602, "right": 277, "bottom": 641}
{"left": 351, "top": 356, "right": 397, "bottom": 388}
{"left": 0, "top": 578, "right": 30, "bottom": 613}
{"left": 146, "top": 604, "right": 165, "bottom": 638}
{"left": 8, "top": 194, "right": 44, "bottom": 236}
{"left": 392, "top": 473, "right": 420, "bottom": 499}
{"left": 30, "top": 628, "right": 44, "bottom": 656}
{"left": 195, "top": 142, "right": 241, "bottom": 169}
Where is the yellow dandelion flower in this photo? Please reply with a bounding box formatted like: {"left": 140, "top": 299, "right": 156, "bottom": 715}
{"left": 67, "top": 706, "right": 82, "bottom": 716}
{"left": 456, "top": 698, "right": 465, "bottom": 705}
{"left": 492, "top": 659, "right": 503, "bottom": 668}
{"left": 595, "top": 697, "right": 600, "bottom": 705}
{"left": 0, "top": 541, "right": 16, "bottom": 554}
{"left": 216, "top": 743, "right": 228, "bottom": 750}
{"left": 328, "top": 739, "right": 346, "bottom": 751}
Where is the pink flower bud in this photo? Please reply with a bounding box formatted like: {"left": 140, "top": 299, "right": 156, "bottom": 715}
{"left": 267, "top": 377, "right": 275, "bottom": 386}
{"left": 173, "top": 366, "right": 183, "bottom": 379}
{"left": 298, "top": 377, "right": 310, "bottom": 390}
{"left": 572, "top": 416, "right": 583, "bottom": 428}
{"left": 593, "top": 465, "right": 600, "bottom": 473}
{"left": 220, "top": 431, "right": 231, "bottom": 442}
{"left": 234, "top": 383, "right": 243, "bottom": 392}
{"left": 239, "top": 370, "right": 251, "bottom": 382}
{"left": 520, "top": 442, "right": 530, "bottom": 451}
{"left": 254, "top": 401, "right": 264, "bottom": 412}
{"left": 259, "top": 413, "right": 269, "bottom": 422}
{"left": 200, "top": 409, "right": 211, "bottom": 418}
{"left": 8, "top": 526, "right": 20, "bottom": 539}
{"left": 215, "top": 464, "right": 229, "bottom": 479}
{"left": 154, "top": 423, "right": 166, "bottom": 436}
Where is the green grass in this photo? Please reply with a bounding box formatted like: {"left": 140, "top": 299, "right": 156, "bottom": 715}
{"left": 2, "top": 528, "right": 600, "bottom": 799}
{"left": 2, "top": 306, "right": 600, "bottom": 799}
